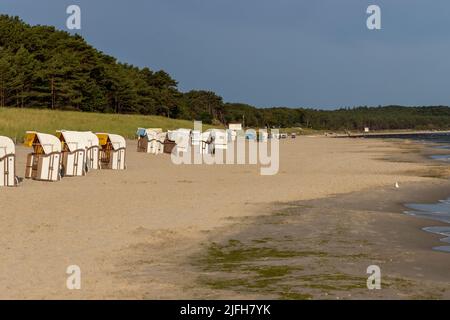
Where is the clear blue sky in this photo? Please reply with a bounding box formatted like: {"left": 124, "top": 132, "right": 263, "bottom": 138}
{"left": 1, "top": 0, "right": 450, "bottom": 109}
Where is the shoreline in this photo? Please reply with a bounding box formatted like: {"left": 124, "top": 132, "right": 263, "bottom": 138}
{"left": 185, "top": 139, "right": 450, "bottom": 299}
{"left": 333, "top": 130, "right": 450, "bottom": 138}
{"left": 189, "top": 181, "right": 450, "bottom": 300}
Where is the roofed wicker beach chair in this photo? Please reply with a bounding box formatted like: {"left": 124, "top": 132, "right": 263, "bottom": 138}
{"left": 136, "top": 128, "right": 163, "bottom": 154}
{"left": 57, "top": 130, "right": 87, "bottom": 177}
{"left": 96, "top": 133, "right": 126, "bottom": 170}
{"left": 0, "top": 136, "right": 17, "bottom": 187}
{"left": 200, "top": 131, "right": 213, "bottom": 154}
{"left": 208, "top": 129, "right": 228, "bottom": 153}
{"left": 24, "top": 131, "right": 62, "bottom": 182}
{"left": 167, "top": 129, "right": 191, "bottom": 154}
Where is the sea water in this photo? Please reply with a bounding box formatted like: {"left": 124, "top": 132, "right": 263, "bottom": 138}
{"left": 405, "top": 201, "right": 450, "bottom": 253}
{"left": 365, "top": 132, "right": 450, "bottom": 253}
{"left": 391, "top": 133, "right": 450, "bottom": 253}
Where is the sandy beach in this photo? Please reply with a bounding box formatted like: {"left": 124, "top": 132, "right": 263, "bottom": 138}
{"left": 1, "top": 136, "right": 449, "bottom": 299}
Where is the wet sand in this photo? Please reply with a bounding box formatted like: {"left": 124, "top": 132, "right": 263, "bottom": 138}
{"left": 193, "top": 181, "right": 450, "bottom": 299}
{"left": 0, "top": 137, "right": 449, "bottom": 299}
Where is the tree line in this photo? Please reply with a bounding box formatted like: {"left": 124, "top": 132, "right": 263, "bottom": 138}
{"left": 2, "top": 15, "right": 450, "bottom": 131}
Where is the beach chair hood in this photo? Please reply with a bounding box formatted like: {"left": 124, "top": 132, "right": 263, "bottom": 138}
{"left": 25, "top": 132, "right": 62, "bottom": 154}
{"left": 167, "top": 129, "right": 191, "bottom": 144}
{"left": 0, "top": 136, "right": 15, "bottom": 157}
{"left": 155, "top": 132, "right": 166, "bottom": 142}
{"left": 80, "top": 131, "right": 100, "bottom": 147}
{"left": 147, "top": 128, "right": 163, "bottom": 134}
{"left": 176, "top": 128, "right": 191, "bottom": 135}
{"left": 137, "top": 128, "right": 163, "bottom": 140}
{"left": 146, "top": 128, "right": 163, "bottom": 140}
{"left": 108, "top": 134, "right": 126, "bottom": 150}
{"left": 136, "top": 128, "right": 147, "bottom": 137}
{"left": 167, "top": 130, "right": 177, "bottom": 141}
{"left": 59, "top": 131, "right": 88, "bottom": 152}
{"left": 174, "top": 129, "right": 191, "bottom": 149}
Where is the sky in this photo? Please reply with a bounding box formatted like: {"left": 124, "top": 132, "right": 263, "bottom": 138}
{"left": 1, "top": 0, "right": 450, "bottom": 109}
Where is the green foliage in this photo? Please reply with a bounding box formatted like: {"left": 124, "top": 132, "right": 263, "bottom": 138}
{"left": 0, "top": 15, "right": 182, "bottom": 117}
{"left": 2, "top": 14, "right": 450, "bottom": 131}
{"left": 300, "top": 106, "right": 450, "bottom": 131}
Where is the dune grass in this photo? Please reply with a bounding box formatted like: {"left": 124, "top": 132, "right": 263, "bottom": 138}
{"left": 0, "top": 107, "right": 215, "bottom": 142}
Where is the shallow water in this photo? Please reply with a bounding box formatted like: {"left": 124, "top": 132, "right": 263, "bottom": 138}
{"left": 430, "top": 154, "right": 450, "bottom": 162}
{"left": 401, "top": 134, "right": 450, "bottom": 253}
{"left": 405, "top": 201, "right": 450, "bottom": 253}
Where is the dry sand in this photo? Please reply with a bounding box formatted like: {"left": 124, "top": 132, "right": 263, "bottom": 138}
{"left": 0, "top": 137, "right": 448, "bottom": 299}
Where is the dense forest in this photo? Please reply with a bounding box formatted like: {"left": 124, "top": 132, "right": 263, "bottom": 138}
{"left": 1, "top": 14, "right": 450, "bottom": 131}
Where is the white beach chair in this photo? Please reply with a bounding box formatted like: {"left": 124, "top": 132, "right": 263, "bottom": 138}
{"left": 57, "top": 131, "right": 87, "bottom": 177}
{"left": 169, "top": 129, "right": 191, "bottom": 154}
{"left": 136, "top": 128, "right": 148, "bottom": 153}
{"left": 0, "top": 136, "right": 17, "bottom": 187}
{"left": 96, "top": 133, "right": 126, "bottom": 170}
{"left": 200, "top": 131, "right": 213, "bottom": 154}
{"left": 156, "top": 132, "right": 167, "bottom": 155}
{"left": 136, "top": 128, "right": 163, "bottom": 154}
{"left": 58, "top": 130, "right": 100, "bottom": 172}
{"left": 24, "top": 131, "right": 62, "bottom": 182}
{"left": 208, "top": 129, "right": 228, "bottom": 153}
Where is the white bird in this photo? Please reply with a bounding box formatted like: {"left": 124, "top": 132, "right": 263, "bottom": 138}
{"left": 395, "top": 182, "right": 400, "bottom": 189}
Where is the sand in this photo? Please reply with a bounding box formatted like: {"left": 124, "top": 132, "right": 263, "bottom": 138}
{"left": 0, "top": 137, "right": 448, "bottom": 299}
{"left": 197, "top": 181, "right": 450, "bottom": 300}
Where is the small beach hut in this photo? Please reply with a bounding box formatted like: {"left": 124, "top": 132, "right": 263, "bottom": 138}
{"left": 24, "top": 131, "right": 62, "bottom": 181}
{"left": 163, "top": 132, "right": 177, "bottom": 154}
{"left": 0, "top": 136, "right": 16, "bottom": 187}
{"left": 96, "top": 133, "right": 126, "bottom": 170}
{"left": 136, "top": 128, "right": 163, "bottom": 153}
{"left": 57, "top": 131, "right": 87, "bottom": 177}
{"left": 200, "top": 131, "right": 212, "bottom": 154}
{"left": 209, "top": 129, "right": 228, "bottom": 153}
{"left": 167, "top": 129, "right": 191, "bottom": 153}
{"left": 136, "top": 128, "right": 147, "bottom": 152}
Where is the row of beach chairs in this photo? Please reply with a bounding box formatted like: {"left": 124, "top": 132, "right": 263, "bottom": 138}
{"left": 136, "top": 128, "right": 232, "bottom": 154}
{"left": 136, "top": 128, "right": 229, "bottom": 155}
{"left": 136, "top": 128, "right": 272, "bottom": 155}
{"left": 1, "top": 127, "right": 281, "bottom": 187}
{"left": 0, "top": 131, "right": 126, "bottom": 187}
